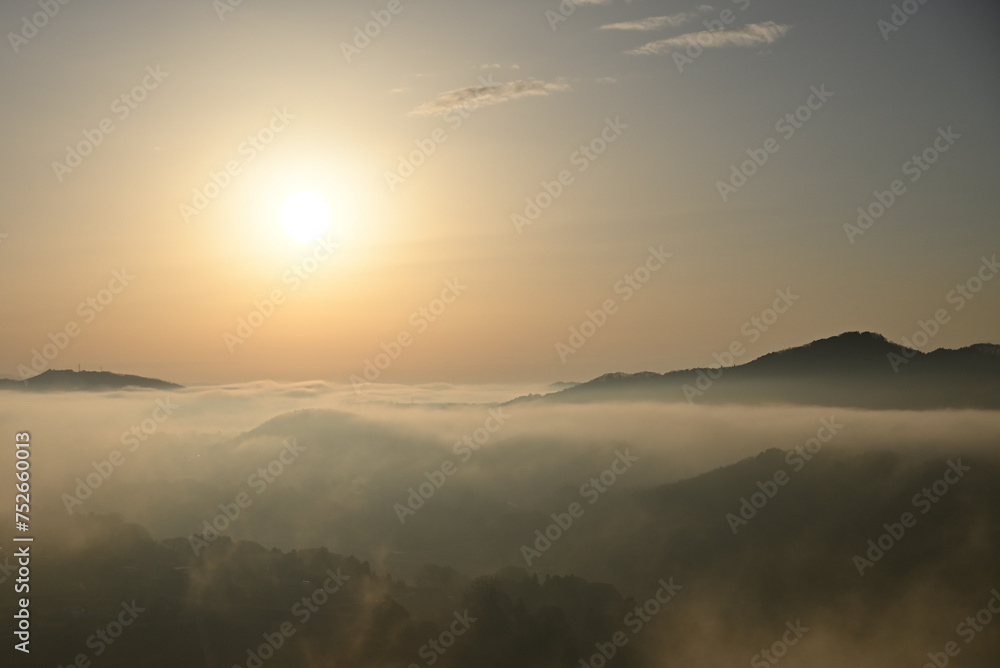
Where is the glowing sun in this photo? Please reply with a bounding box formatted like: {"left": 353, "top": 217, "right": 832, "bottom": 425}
{"left": 280, "top": 190, "right": 329, "bottom": 243}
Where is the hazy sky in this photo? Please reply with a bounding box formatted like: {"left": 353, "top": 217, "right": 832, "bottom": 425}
{"left": 1, "top": 0, "right": 998, "bottom": 384}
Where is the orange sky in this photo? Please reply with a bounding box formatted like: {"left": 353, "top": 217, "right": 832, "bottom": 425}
{"left": 1, "top": 0, "right": 998, "bottom": 384}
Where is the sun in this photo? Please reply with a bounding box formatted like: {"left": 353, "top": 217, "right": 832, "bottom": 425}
{"left": 280, "top": 190, "right": 330, "bottom": 243}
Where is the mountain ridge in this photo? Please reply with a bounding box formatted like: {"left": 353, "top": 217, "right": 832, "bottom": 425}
{"left": 0, "top": 368, "right": 182, "bottom": 392}
{"left": 511, "top": 331, "right": 1000, "bottom": 410}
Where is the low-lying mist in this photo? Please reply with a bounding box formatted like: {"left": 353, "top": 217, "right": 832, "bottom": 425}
{"left": 2, "top": 383, "right": 998, "bottom": 667}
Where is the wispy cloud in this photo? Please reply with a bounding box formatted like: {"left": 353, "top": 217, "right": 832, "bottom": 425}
{"left": 409, "top": 78, "right": 571, "bottom": 117}
{"left": 627, "top": 21, "right": 791, "bottom": 55}
{"left": 601, "top": 6, "right": 714, "bottom": 31}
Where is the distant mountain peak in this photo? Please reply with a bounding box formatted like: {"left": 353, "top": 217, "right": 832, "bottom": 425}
{"left": 0, "top": 369, "right": 181, "bottom": 392}
{"left": 830, "top": 330, "right": 888, "bottom": 342}
{"left": 965, "top": 343, "right": 1000, "bottom": 356}
{"left": 771, "top": 330, "right": 901, "bottom": 354}
{"left": 587, "top": 371, "right": 663, "bottom": 385}
{"left": 520, "top": 331, "right": 1000, "bottom": 410}
{"left": 744, "top": 331, "right": 914, "bottom": 371}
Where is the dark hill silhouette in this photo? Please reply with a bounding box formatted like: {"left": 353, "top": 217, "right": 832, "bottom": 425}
{"left": 0, "top": 368, "right": 182, "bottom": 392}
{"left": 22, "top": 445, "right": 1000, "bottom": 667}
{"left": 514, "top": 331, "right": 1000, "bottom": 409}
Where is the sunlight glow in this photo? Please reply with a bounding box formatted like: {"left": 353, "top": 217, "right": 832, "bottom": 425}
{"left": 280, "top": 190, "right": 330, "bottom": 243}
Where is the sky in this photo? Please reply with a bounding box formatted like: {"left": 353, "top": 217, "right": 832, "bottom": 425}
{"left": 0, "top": 0, "right": 998, "bottom": 385}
